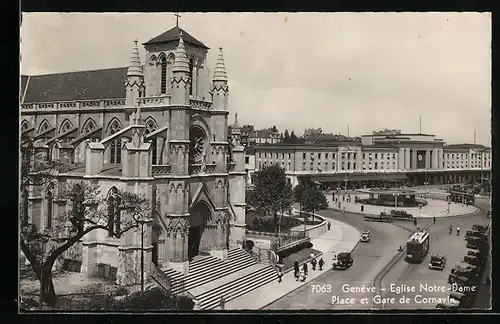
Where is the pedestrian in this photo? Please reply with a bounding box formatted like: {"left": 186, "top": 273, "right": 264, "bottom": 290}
{"left": 303, "top": 262, "right": 308, "bottom": 275}
{"left": 361, "top": 205, "right": 364, "bottom": 212}
{"left": 293, "top": 260, "right": 299, "bottom": 280}
{"left": 220, "top": 296, "right": 226, "bottom": 310}
{"left": 342, "top": 206, "right": 346, "bottom": 215}
{"left": 433, "top": 217, "right": 436, "bottom": 225}
{"left": 311, "top": 258, "right": 317, "bottom": 271}
{"left": 449, "top": 225, "right": 452, "bottom": 234}
{"left": 318, "top": 258, "right": 325, "bottom": 271}
{"left": 457, "top": 226, "right": 460, "bottom": 236}
{"left": 343, "top": 195, "right": 345, "bottom": 202}
{"left": 299, "top": 269, "right": 306, "bottom": 282}
{"left": 413, "top": 218, "right": 417, "bottom": 226}
{"left": 327, "top": 222, "right": 331, "bottom": 231}
{"left": 277, "top": 269, "right": 283, "bottom": 283}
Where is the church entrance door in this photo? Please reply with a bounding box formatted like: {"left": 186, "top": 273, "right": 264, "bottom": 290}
{"left": 189, "top": 201, "right": 212, "bottom": 261}
{"left": 188, "top": 226, "right": 202, "bottom": 260}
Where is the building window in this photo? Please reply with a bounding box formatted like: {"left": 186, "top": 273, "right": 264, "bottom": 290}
{"left": 145, "top": 120, "right": 158, "bottom": 164}
{"left": 353, "top": 163, "right": 356, "bottom": 170}
{"left": 353, "top": 153, "right": 357, "bottom": 160}
{"left": 303, "top": 153, "right": 306, "bottom": 159}
{"left": 375, "top": 154, "right": 378, "bottom": 159}
{"left": 310, "top": 162, "right": 313, "bottom": 170}
{"left": 276, "top": 153, "right": 279, "bottom": 159}
{"left": 347, "top": 162, "right": 351, "bottom": 170}
{"left": 363, "top": 153, "right": 366, "bottom": 160}
{"left": 288, "top": 153, "right": 291, "bottom": 159}
{"left": 109, "top": 120, "right": 122, "bottom": 164}
{"left": 288, "top": 161, "right": 291, "bottom": 170}
{"left": 375, "top": 162, "right": 378, "bottom": 169}
{"left": 161, "top": 56, "right": 167, "bottom": 94}
{"left": 245, "top": 156, "right": 250, "bottom": 164}
{"left": 282, "top": 153, "right": 285, "bottom": 159}
{"left": 318, "top": 153, "right": 321, "bottom": 159}
{"left": 107, "top": 190, "right": 122, "bottom": 237}
{"left": 332, "top": 154, "right": 336, "bottom": 159}
{"left": 46, "top": 190, "right": 53, "bottom": 229}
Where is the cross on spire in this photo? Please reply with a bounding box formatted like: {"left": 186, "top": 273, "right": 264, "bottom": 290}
{"left": 134, "top": 39, "right": 138, "bottom": 46}
{"left": 174, "top": 12, "right": 181, "bottom": 27}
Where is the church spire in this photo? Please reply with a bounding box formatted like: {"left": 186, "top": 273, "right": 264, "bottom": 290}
{"left": 172, "top": 32, "right": 190, "bottom": 74}
{"left": 233, "top": 113, "right": 240, "bottom": 131}
{"left": 127, "top": 39, "right": 143, "bottom": 78}
{"left": 213, "top": 47, "right": 228, "bottom": 83}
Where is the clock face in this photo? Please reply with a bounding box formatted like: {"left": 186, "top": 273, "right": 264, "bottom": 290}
{"left": 189, "top": 127, "right": 205, "bottom": 163}
{"left": 418, "top": 154, "right": 423, "bottom": 162}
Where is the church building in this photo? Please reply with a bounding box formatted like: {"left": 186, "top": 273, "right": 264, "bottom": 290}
{"left": 20, "top": 24, "right": 247, "bottom": 286}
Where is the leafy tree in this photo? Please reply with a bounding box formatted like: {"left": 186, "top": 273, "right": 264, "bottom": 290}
{"left": 248, "top": 164, "right": 293, "bottom": 225}
{"left": 283, "top": 129, "right": 290, "bottom": 143}
{"left": 20, "top": 135, "right": 150, "bottom": 306}
{"left": 289, "top": 131, "right": 298, "bottom": 144}
{"left": 293, "top": 181, "right": 328, "bottom": 222}
{"left": 271, "top": 125, "right": 278, "bottom": 132}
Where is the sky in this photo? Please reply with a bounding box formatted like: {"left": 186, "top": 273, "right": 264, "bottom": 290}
{"left": 20, "top": 12, "right": 491, "bottom": 145}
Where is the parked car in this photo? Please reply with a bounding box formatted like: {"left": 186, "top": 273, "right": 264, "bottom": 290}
{"left": 333, "top": 252, "right": 353, "bottom": 270}
{"left": 360, "top": 230, "right": 371, "bottom": 243}
{"left": 463, "top": 255, "right": 482, "bottom": 267}
{"left": 428, "top": 253, "right": 446, "bottom": 270}
{"left": 472, "top": 224, "right": 489, "bottom": 233}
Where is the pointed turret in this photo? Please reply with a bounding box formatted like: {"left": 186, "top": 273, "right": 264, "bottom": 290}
{"left": 127, "top": 40, "right": 144, "bottom": 78}
{"left": 230, "top": 113, "right": 241, "bottom": 147}
{"left": 213, "top": 47, "right": 228, "bottom": 83}
{"left": 125, "top": 40, "right": 145, "bottom": 107}
{"left": 172, "top": 33, "right": 190, "bottom": 74}
{"left": 211, "top": 46, "right": 229, "bottom": 111}
{"left": 170, "top": 32, "right": 191, "bottom": 105}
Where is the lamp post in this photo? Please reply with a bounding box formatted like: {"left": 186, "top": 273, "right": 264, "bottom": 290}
{"left": 139, "top": 219, "right": 145, "bottom": 294}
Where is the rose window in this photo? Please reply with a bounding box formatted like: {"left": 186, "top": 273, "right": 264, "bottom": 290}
{"left": 189, "top": 127, "right": 206, "bottom": 163}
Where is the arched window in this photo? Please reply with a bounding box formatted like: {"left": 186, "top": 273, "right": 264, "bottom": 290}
{"left": 21, "top": 121, "right": 29, "bottom": 132}
{"left": 39, "top": 120, "right": 50, "bottom": 133}
{"left": 46, "top": 190, "right": 53, "bottom": 229}
{"left": 106, "top": 187, "right": 121, "bottom": 237}
{"left": 189, "top": 57, "right": 194, "bottom": 95}
{"left": 83, "top": 118, "right": 97, "bottom": 134}
{"left": 145, "top": 118, "right": 158, "bottom": 164}
{"left": 59, "top": 119, "right": 73, "bottom": 134}
{"left": 160, "top": 56, "right": 167, "bottom": 94}
{"left": 108, "top": 120, "right": 122, "bottom": 164}
{"left": 21, "top": 190, "right": 29, "bottom": 225}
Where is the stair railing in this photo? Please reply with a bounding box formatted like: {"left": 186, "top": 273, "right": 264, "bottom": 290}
{"left": 149, "top": 262, "right": 172, "bottom": 293}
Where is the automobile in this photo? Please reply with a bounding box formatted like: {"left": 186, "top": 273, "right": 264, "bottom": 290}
{"left": 448, "top": 273, "right": 474, "bottom": 285}
{"left": 472, "top": 224, "right": 489, "bottom": 233}
{"left": 333, "top": 252, "right": 353, "bottom": 270}
{"left": 449, "top": 292, "right": 473, "bottom": 308}
{"left": 466, "top": 237, "right": 488, "bottom": 250}
{"left": 467, "top": 249, "right": 485, "bottom": 260}
{"left": 428, "top": 253, "right": 446, "bottom": 271}
{"left": 435, "top": 303, "right": 459, "bottom": 309}
{"left": 467, "top": 230, "right": 488, "bottom": 241}
{"left": 463, "top": 255, "right": 482, "bottom": 267}
{"left": 360, "top": 230, "right": 371, "bottom": 243}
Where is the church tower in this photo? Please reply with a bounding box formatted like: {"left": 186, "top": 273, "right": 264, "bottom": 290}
{"left": 164, "top": 34, "right": 192, "bottom": 274}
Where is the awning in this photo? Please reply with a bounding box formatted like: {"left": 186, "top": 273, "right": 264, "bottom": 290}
{"left": 305, "top": 173, "right": 408, "bottom": 182}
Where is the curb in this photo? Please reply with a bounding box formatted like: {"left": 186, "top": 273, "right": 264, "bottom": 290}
{"left": 260, "top": 239, "right": 361, "bottom": 310}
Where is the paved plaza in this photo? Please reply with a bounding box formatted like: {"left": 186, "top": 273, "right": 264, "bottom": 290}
{"left": 329, "top": 192, "right": 478, "bottom": 218}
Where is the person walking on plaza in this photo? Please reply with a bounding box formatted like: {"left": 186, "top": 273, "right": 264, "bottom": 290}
{"left": 457, "top": 226, "right": 460, "bottom": 236}
{"left": 303, "top": 262, "right": 308, "bottom": 275}
{"left": 318, "top": 258, "right": 325, "bottom": 271}
{"left": 413, "top": 218, "right": 417, "bottom": 227}
{"left": 293, "top": 261, "right": 299, "bottom": 281}
{"left": 342, "top": 206, "right": 346, "bottom": 215}
{"left": 361, "top": 204, "right": 364, "bottom": 212}
{"left": 299, "top": 269, "right": 306, "bottom": 282}
{"left": 433, "top": 217, "right": 436, "bottom": 225}
{"left": 311, "top": 258, "right": 317, "bottom": 271}
{"left": 277, "top": 269, "right": 283, "bottom": 283}
{"left": 327, "top": 221, "right": 331, "bottom": 231}
{"left": 449, "top": 225, "right": 453, "bottom": 234}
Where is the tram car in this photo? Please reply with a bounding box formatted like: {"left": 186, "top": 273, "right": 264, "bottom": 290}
{"left": 405, "top": 231, "right": 430, "bottom": 264}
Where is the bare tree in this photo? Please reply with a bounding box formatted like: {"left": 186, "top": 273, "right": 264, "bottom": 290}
{"left": 20, "top": 135, "right": 151, "bottom": 307}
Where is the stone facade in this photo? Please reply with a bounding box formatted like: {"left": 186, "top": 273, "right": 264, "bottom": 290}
{"left": 20, "top": 26, "right": 246, "bottom": 285}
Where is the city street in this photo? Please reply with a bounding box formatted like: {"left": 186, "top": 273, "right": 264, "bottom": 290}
{"left": 380, "top": 198, "right": 491, "bottom": 309}
{"left": 264, "top": 199, "right": 490, "bottom": 310}
{"left": 263, "top": 208, "right": 410, "bottom": 310}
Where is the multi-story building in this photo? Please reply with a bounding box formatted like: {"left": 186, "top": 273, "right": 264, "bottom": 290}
{"left": 20, "top": 25, "right": 246, "bottom": 284}
{"left": 248, "top": 129, "right": 281, "bottom": 145}
{"left": 249, "top": 131, "right": 491, "bottom": 188}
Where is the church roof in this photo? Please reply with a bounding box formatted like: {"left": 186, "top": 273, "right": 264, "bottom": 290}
{"left": 21, "top": 67, "right": 128, "bottom": 103}
{"left": 143, "top": 26, "right": 209, "bottom": 49}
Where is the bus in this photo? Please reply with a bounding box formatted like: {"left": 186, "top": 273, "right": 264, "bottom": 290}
{"left": 405, "top": 231, "right": 430, "bottom": 264}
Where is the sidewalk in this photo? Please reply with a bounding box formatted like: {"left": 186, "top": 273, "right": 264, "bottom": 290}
{"left": 328, "top": 195, "right": 478, "bottom": 218}
{"left": 222, "top": 218, "right": 361, "bottom": 310}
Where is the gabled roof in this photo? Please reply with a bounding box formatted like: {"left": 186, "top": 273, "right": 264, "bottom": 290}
{"left": 20, "top": 75, "right": 29, "bottom": 102}
{"left": 143, "top": 26, "right": 209, "bottom": 49}
{"left": 21, "top": 67, "right": 128, "bottom": 103}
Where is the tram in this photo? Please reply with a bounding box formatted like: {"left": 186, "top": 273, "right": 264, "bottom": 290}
{"left": 405, "top": 231, "right": 430, "bottom": 264}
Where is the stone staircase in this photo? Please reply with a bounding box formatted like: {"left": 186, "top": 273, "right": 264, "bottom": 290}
{"left": 162, "top": 248, "right": 277, "bottom": 309}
